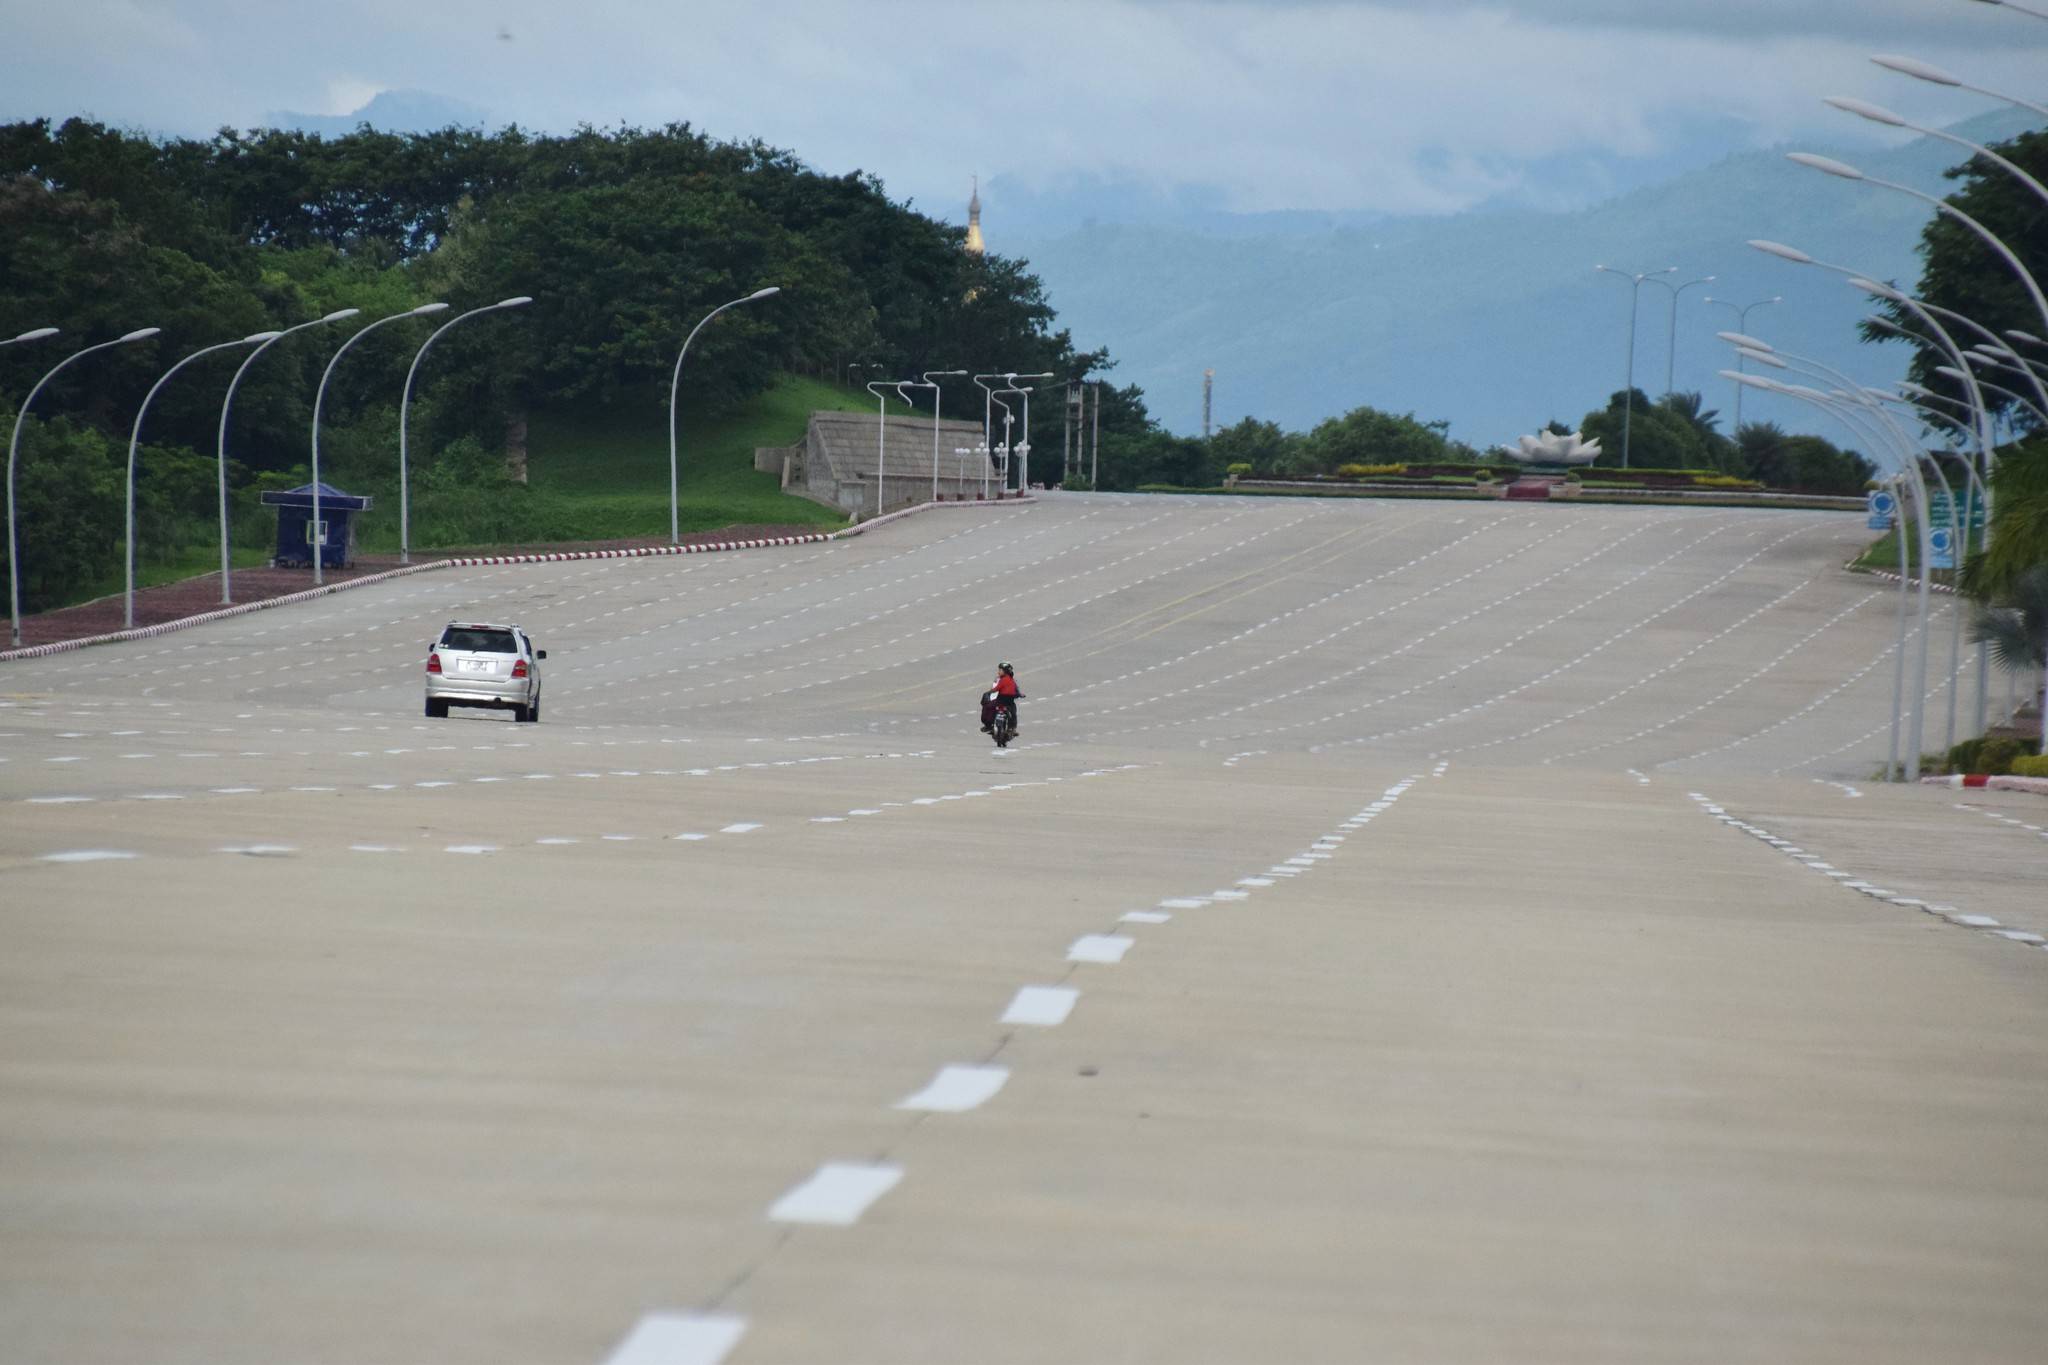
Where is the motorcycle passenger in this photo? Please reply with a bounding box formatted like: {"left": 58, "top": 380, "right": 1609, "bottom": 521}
{"left": 981, "top": 662, "right": 1023, "bottom": 734}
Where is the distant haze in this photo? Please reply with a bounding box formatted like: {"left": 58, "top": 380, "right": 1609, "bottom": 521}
{"left": 8, "top": 1, "right": 2047, "bottom": 452}
{"left": 1005, "top": 108, "right": 2042, "bottom": 454}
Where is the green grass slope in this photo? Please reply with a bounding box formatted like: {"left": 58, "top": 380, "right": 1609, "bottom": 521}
{"left": 367, "top": 374, "right": 908, "bottom": 553}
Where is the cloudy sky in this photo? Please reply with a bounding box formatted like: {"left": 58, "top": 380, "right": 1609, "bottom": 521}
{"left": 9, "top": 0, "right": 2047, "bottom": 222}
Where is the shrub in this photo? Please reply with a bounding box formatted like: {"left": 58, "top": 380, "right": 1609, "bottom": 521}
{"left": 1225, "top": 463, "right": 1253, "bottom": 479}
{"left": 1974, "top": 737, "right": 2027, "bottom": 774}
{"left": 1335, "top": 463, "right": 1407, "bottom": 479}
{"left": 2011, "top": 754, "right": 2048, "bottom": 778}
{"left": 1947, "top": 738, "right": 1984, "bottom": 773}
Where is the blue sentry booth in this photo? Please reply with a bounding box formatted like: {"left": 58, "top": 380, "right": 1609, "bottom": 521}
{"left": 259, "top": 482, "right": 373, "bottom": 569}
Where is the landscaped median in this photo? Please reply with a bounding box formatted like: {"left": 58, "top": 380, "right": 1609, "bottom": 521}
{"left": 1215, "top": 463, "right": 1862, "bottom": 508}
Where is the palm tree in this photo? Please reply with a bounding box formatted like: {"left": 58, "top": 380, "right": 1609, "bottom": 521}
{"left": 1658, "top": 391, "right": 1738, "bottom": 472}
{"left": 1971, "top": 563, "right": 2048, "bottom": 754}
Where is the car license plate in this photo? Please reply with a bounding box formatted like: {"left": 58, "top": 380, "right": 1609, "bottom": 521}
{"left": 459, "top": 659, "right": 493, "bottom": 673}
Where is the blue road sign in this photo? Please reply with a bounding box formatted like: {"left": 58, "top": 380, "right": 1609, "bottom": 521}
{"left": 1866, "top": 490, "right": 1897, "bottom": 531}
{"left": 1930, "top": 526, "right": 1955, "bottom": 571}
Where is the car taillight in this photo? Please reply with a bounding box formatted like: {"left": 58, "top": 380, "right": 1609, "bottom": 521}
{"left": 426, "top": 652, "right": 442, "bottom": 674}
{"left": 511, "top": 658, "right": 528, "bottom": 679}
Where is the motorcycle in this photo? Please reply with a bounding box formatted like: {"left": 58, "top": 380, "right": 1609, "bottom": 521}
{"left": 983, "top": 690, "right": 1015, "bottom": 748}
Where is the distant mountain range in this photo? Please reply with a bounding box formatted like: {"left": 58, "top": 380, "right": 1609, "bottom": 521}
{"left": 1002, "top": 108, "right": 2043, "bottom": 455}
{"left": 267, "top": 90, "right": 489, "bottom": 138}
{"left": 261, "top": 90, "right": 2036, "bottom": 459}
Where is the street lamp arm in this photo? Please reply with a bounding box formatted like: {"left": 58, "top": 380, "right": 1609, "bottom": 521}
{"left": 1825, "top": 97, "right": 2048, "bottom": 209}
{"left": 9, "top": 327, "right": 162, "bottom": 645}
{"left": 212, "top": 310, "right": 356, "bottom": 604}
{"left": 1872, "top": 54, "right": 2048, "bottom": 121}
{"left": 668, "top": 288, "right": 781, "bottom": 544}
{"left": 124, "top": 333, "right": 273, "bottom": 627}
{"left": 399, "top": 296, "right": 532, "bottom": 563}
{"left": 1789, "top": 154, "right": 2048, "bottom": 341}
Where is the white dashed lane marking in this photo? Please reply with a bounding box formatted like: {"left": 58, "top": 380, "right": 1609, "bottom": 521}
{"left": 1002, "top": 985, "right": 1080, "bottom": 1026}
{"left": 894, "top": 1065, "right": 1010, "bottom": 1113}
{"left": 767, "top": 1162, "right": 904, "bottom": 1226}
{"left": 600, "top": 1313, "right": 746, "bottom": 1365}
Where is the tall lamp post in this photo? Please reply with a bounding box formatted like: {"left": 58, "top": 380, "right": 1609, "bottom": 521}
{"left": 1720, "top": 350, "right": 1941, "bottom": 777}
{"left": 2, "top": 327, "right": 59, "bottom": 349}
{"left": 990, "top": 393, "right": 1016, "bottom": 492}
{"left": 1703, "top": 296, "right": 1779, "bottom": 433}
{"left": 920, "top": 370, "right": 968, "bottom": 501}
{"left": 1006, "top": 372, "right": 1055, "bottom": 489}
{"left": 125, "top": 330, "right": 278, "bottom": 628}
{"left": 8, "top": 327, "right": 162, "bottom": 647}
{"left": 864, "top": 379, "right": 912, "bottom": 519}
{"left": 1595, "top": 264, "right": 1676, "bottom": 468}
{"left": 1087, "top": 377, "right": 1103, "bottom": 488}
{"left": 1645, "top": 273, "right": 1715, "bottom": 397}
{"left": 216, "top": 309, "right": 360, "bottom": 603}
{"left": 1748, "top": 241, "right": 2007, "bottom": 732}
{"left": 973, "top": 372, "right": 1011, "bottom": 498}
{"left": 398, "top": 295, "right": 531, "bottom": 564}
{"left": 668, "top": 287, "right": 781, "bottom": 545}
{"left": 310, "top": 303, "right": 449, "bottom": 585}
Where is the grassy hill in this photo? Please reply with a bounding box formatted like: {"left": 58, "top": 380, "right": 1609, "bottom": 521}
{"left": 54, "top": 374, "right": 904, "bottom": 613}
{"left": 355, "top": 373, "right": 920, "bottom": 553}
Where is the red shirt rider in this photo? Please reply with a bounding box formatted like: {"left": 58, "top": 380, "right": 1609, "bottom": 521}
{"left": 983, "top": 663, "right": 1022, "bottom": 731}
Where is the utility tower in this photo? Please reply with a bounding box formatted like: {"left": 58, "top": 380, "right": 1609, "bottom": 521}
{"left": 1063, "top": 378, "right": 1084, "bottom": 484}
{"left": 1203, "top": 369, "right": 1214, "bottom": 439}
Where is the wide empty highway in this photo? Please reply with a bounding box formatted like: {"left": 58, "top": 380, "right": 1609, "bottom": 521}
{"left": 4, "top": 494, "right": 2045, "bottom": 1365}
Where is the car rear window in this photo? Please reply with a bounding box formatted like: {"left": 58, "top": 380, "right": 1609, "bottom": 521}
{"left": 440, "top": 627, "right": 519, "bottom": 653}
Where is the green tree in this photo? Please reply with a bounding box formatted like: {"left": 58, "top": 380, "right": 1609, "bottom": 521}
{"left": 1961, "top": 438, "right": 2048, "bottom": 601}
{"left": 1208, "top": 417, "right": 1300, "bottom": 476}
{"left": 1296, "top": 406, "right": 1454, "bottom": 475}
{"left": 1969, "top": 562, "right": 2048, "bottom": 755}
{"left": 1579, "top": 389, "right": 1710, "bottom": 469}
{"left": 1862, "top": 128, "right": 2047, "bottom": 436}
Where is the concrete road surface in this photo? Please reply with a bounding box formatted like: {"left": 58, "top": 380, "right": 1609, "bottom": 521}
{"left": 3, "top": 494, "right": 2044, "bottom": 1364}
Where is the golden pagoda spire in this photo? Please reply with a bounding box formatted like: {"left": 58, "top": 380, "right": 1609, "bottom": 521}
{"left": 965, "top": 175, "right": 985, "bottom": 256}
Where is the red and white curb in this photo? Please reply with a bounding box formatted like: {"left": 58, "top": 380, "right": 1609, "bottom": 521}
{"left": 1922, "top": 773, "right": 2048, "bottom": 795}
{"left": 1689, "top": 791, "right": 2045, "bottom": 951}
{"left": 0, "top": 497, "right": 1033, "bottom": 664}
{"left": 1848, "top": 563, "right": 1958, "bottom": 595}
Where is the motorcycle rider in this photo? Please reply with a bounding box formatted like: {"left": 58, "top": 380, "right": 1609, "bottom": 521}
{"left": 981, "top": 662, "right": 1023, "bottom": 734}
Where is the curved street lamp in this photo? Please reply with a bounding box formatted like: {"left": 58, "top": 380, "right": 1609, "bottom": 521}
{"left": 1645, "top": 273, "right": 1714, "bottom": 397}
{"left": 8, "top": 327, "right": 162, "bottom": 647}
{"left": 864, "top": 378, "right": 911, "bottom": 519}
{"left": 1704, "top": 296, "right": 1780, "bottom": 433}
{"left": 1005, "top": 372, "right": 1056, "bottom": 489}
{"left": 921, "top": 369, "right": 968, "bottom": 501}
{"left": 1870, "top": 387, "right": 1997, "bottom": 752}
{"left": 310, "top": 303, "right": 449, "bottom": 585}
{"left": 2, "top": 327, "right": 59, "bottom": 349}
{"left": 1595, "top": 264, "right": 1677, "bottom": 468}
{"left": 398, "top": 296, "right": 532, "bottom": 564}
{"left": 216, "top": 309, "right": 360, "bottom": 603}
{"left": 124, "top": 330, "right": 279, "bottom": 628}
{"left": 1718, "top": 338, "right": 1943, "bottom": 777}
{"left": 972, "top": 373, "right": 1012, "bottom": 497}
{"left": 668, "top": 287, "right": 781, "bottom": 545}
{"left": 1787, "top": 151, "right": 2048, "bottom": 344}
{"left": 1724, "top": 366, "right": 1937, "bottom": 779}
{"left": 1824, "top": 96, "right": 2048, "bottom": 211}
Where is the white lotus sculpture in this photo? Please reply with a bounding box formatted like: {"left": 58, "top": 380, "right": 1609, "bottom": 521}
{"left": 1508, "top": 430, "right": 1602, "bottom": 465}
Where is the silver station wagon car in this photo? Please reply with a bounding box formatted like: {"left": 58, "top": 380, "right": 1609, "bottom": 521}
{"left": 425, "top": 622, "right": 545, "bottom": 721}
